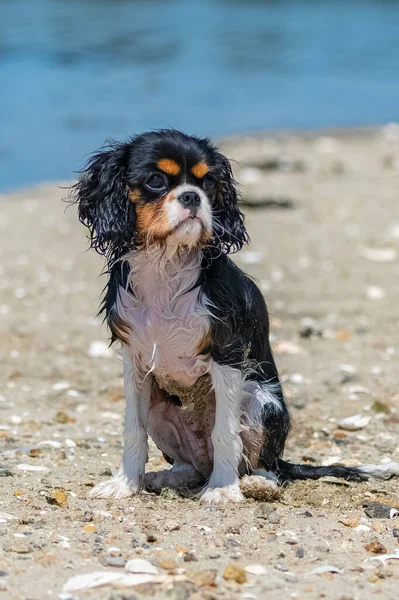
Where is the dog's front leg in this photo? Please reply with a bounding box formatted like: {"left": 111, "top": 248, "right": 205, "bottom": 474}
{"left": 200, "top": 362, "right": 244, "bottom": 504}
{"left": 90, "top": 353, "right": 151, "bottom": 499}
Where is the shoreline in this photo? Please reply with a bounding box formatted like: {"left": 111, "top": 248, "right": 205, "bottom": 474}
{"left": 2, "top": 123, "right": 398, "bottom": 196}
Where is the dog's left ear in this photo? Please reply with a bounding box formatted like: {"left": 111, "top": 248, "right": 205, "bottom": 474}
{"left": 70, "top": 142, "right": 135, "bottom": 256}
{"left": 214, "top": 153, "right": 249, "bottom": 254}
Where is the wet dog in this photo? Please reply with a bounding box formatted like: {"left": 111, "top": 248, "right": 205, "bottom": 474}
{"left": 70, "top": 129, "right": 399, "bottom": 503}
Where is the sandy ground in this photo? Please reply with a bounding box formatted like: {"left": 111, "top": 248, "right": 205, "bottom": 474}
{"left": 1, "top": 127, "right": 399, "bottom": 600}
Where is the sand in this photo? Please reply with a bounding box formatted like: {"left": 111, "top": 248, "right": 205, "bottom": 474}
{"left": 0, "top": 126, "right": 399, "bottom": 600}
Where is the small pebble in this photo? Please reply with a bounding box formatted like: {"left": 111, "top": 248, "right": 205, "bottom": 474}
{"left": 223, "top": 564, "right": 247, "bottom": 584}
{"left": 101, "top": 556, "right": 126, "bottom": 568}
{"left": 296, "top": 547, "right": 305, "bottom": 558}
{"left": 364, "top": 501, "right": 392, "bottom": 519}
{"left": 314, "top": 543, "right": 329, "bottom": 554}
{"left": 159, "top": 559, "right": 178, "bottom": 571}
{"left": 275, "top": 562, "right": 289, "bottom": 572}
{"left": 82, "top": 511, "right": 94, "bottom": 522}
{"left": 183, "top": 552, "right": 198, "bottom": 562}
{"left": 165, "top": 584, "right": 191, "bottom": 600}
{"left": 268, "top": 511, "right": 281, "bottom": 525}
{"left": 365, "top": 541, "right": 387, "bottom": 554}
{"left": 100, "top": 468, "right": 113, "bottom": 477}
{"left": 224, "top": 537, "right": 241, "bottom": 548}
{"left": 256, "top": 503, "right": 278, "bottom": 519}
{"left": 0, "top": 469, "right": 13, "bottom": 477}
{"left": 47, "top": 488, "right": 68, "bottom": 508}
{"left": 146, "top": 533, "right": 157, "bottom": 543}
{"left": 393, "top": 529, "right": 399, "bottom": 538}
{"left": 54, "top": 411, "right": 70, "bottom": 424}
{"left": 292, "top": 398, "right": 306, "bottom": 409}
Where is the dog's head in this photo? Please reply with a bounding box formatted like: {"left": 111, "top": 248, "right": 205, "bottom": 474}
{"left": 71, "top": 129, "right": 248, "bottom": 257}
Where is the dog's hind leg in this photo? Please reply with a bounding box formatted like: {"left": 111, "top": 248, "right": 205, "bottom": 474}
{"left": 144, "top": 463, "right": 204, "bottom": 494}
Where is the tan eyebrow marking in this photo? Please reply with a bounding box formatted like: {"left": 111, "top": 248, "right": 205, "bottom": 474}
{"left": 157, "top": 158, "right": 181, "bottom": 176}
{"left": 128, "top": 189, "right": 142, "bottom": 203}
{"left": 191, "top": 161, "right": 210, "bottom": 178}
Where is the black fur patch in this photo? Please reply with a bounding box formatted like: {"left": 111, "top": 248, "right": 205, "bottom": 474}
{"left": 100, "top": 259, "right": 131, "bottom": 344}
{"left": 201, "top": 249, "right": 291, "bottom": 469}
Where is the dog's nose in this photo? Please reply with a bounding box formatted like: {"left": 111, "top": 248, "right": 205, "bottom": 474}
{"left": 178, "top": 191, "right": 201, "bottom": 210}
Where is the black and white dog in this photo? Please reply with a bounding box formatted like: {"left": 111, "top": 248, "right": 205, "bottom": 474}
{"left": 71, "top": 129, "right": 398, "bottom": 503}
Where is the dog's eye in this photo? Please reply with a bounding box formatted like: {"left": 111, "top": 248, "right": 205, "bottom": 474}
{"left": 145, "top": 173, "right": 167, "bottom": 191}
{"left": 202, "top": 174, "right": 215, "bottom": 192}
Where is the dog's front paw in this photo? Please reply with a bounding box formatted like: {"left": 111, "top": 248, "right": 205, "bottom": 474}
{"left": 89, "top": 475, "right": 140, "bottom": 499}
{"left": 199, "top": 484, "right": 244, "bottom": 505}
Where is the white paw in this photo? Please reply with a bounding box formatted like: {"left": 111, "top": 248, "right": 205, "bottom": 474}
{"left": 89, "top": 476, "right": 140, "bottom": 499}
{"left": 199, "top": 484, "right": 244, "bottom": 505}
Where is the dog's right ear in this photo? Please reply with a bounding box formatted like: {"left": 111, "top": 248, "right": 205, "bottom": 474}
{"left": 70, "top": 142, "right": 135, "bottom": 256}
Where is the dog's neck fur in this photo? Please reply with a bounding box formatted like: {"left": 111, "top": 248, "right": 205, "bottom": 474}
{"left": 115, "top": 244, "right": 211, "bottom": 387}
{"left": 123, "top": 244, "right": 203, "bottom": 304}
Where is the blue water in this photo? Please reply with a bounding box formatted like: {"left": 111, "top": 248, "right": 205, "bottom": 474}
{"left": 1, "top": 0, "right": 399, "bottom": 191}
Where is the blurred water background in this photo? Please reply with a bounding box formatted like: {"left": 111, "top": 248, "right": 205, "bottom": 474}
{"left": 1, "top": 0, "right": 399, "bottom": 191}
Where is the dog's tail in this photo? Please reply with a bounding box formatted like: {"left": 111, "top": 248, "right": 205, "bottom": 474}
{"left": 275, "top": 458, "right": 399, "bottom": 484}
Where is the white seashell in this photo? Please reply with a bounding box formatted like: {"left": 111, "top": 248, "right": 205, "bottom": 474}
{"left": 245, "top": 564, "right": 267, "bottom": 575}
{"left": 338, "top": 414, "right": 371, "bottom": 431}
{"left": 52, "top": 382, "right": 70, "bottom": 391}
{"left": 93, "top": 510, "right": 113, "bottom": 520}
{"left": 38, "top": 440, "right": 62, "bottom": 448}
{"left": 0, "top": 513, "right": 18, "bottom": 521}
{"left": 366, "top": 286, "right": 385, "bottom": 300}
{"left": 16, "top": 464, "right": 50, "bottom": 472}
{"left": 125, "top": 559, "right": 158, "bottom": 574}
{"left": 321, "top": 456, "right": 343, "bottom": 467}
{"left": 357, "top": 246, "right": 397, "bottom": 263}
{"left": 290, "top": 373, "right": 304, "bottom": 384}
{"left": 10, "top": 415, "right": 22, "bottom": 424}
{"left": 63, "top": 571, "right": 167, "bottom": 592}
{"left": 312, "top": 565, "right": 342, "bottom": 575}
{"left": 354, "top": 525, "right": 371, "bottom": 532}
{"left": 275, "top": 341, "right": 304, "bottom": 355}
{"left": 63, "top": 572, "right": 125, "bottom": 592}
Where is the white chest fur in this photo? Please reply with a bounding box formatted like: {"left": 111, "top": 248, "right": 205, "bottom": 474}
{"left": 116, "top": 248, "right": 212, "bottom": 386}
